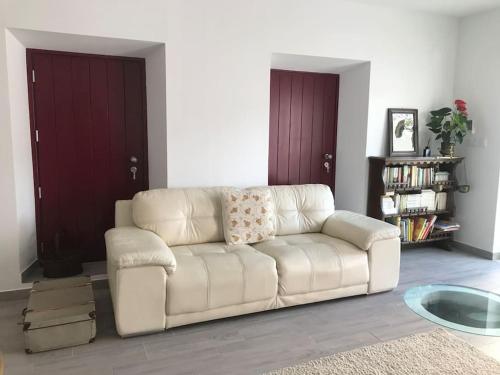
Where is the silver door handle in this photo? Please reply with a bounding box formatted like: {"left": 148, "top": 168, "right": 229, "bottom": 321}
{"left": 130, "top": 156, "right": 138, "bottom": 163}
{"left": 130, "top": 166, "right": 137, "bottom": 180}
{"left": 324, "top": 153, "right": 333, "bottom": 160}
{"left": 323, "top": 161, "right": 330, "bottom": 174}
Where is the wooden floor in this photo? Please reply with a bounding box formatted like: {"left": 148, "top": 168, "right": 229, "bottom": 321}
{"left": 1, "top": 247, "right": 500, "bottom": 375}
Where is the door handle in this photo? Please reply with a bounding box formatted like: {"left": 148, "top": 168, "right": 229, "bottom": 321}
{"left": 323, "top": 161, "right": 331, "bottom": 174}
{"left": 324, "top": 153, "right": 333, "bottom": 160}
{"left": 130, "top": 166, "right": 137, "bottom": 180}
{"left": 130, "top": 156, "right": 138, "bottom": 163}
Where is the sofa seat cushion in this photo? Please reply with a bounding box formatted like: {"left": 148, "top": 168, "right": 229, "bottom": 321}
{"left": 252, "top": 233, "right": 369, "bottom": 296}
{"left": 166, "top": 243, "right": 278, "bottom": 315}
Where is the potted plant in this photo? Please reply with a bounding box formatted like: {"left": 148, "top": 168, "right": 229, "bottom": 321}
{"left": 426, "top": 99, "right": 472, "bottom": 157}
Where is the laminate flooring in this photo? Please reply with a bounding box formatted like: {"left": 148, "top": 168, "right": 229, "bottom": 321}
{"left": 1, "top": 247, "right": 499, "bottom": 375}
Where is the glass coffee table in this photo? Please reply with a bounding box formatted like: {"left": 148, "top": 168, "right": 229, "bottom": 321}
{"left": 404, "top": 284, "right": 500, "bottom": 336}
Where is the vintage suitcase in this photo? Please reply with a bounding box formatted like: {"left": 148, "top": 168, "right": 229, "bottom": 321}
{"left": 23, "top": 276, "right": 96, "bottom": 353}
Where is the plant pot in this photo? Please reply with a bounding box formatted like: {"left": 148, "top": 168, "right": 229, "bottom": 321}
{"left": 440, "top": 142, "right": 456, "bottom": 157}
{"left": 40, "top": 252, "right": 83, "bottom": 278}
{"left": 457, "top": 185, "right": 471, "bottom": 193}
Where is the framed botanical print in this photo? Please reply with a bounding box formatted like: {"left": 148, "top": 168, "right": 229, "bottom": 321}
{"left": 388, "top": 108, "right": 418, "bottom": 156}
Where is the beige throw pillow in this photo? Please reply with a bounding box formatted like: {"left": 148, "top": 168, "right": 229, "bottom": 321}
{"left": 221, "top": 188, "right": 275, "bottom": 245}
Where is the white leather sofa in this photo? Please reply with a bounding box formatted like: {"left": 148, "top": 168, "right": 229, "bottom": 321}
{"left": 105, "top": 184, "right": 400, "bottom": 336}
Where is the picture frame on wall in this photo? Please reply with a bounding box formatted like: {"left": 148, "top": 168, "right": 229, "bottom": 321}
{"left": 388, "top": 108, "right": 419, "bottom": 156}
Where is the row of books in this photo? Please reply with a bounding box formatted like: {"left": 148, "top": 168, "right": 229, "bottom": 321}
{"left": 381, "top": 191, "right": 447, "bottom": 215}
{"left": 386, "top": 216, "right": 460, "bottom": 242}
{"left": 384, "top": 166, "right": 436, "bottom": 187}
{"left": 387, "top": 215, "right": 438, "bottom": 242}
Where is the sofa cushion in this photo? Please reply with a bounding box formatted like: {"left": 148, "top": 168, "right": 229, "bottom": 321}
{"left": 221, "top": 187, "right": 275, "bottom": 245}
{"left": 267, "top": 184, "right": 334, "bottom": 236}
{"left": 252, "top": 233, "right": 368, "bottom": 296}
{"left": 166, "top": 243, "right": 278, "bottom": 315}
{"left": 132, "top": 188, "right": 225, "bottom": 247}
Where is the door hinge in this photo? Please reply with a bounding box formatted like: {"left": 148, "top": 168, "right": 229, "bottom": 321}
{"left": 35, "top": 130, "right": 39, "bottom": 142}
{"left": 38, "top": 186, "right": 42, "bottom": 199}
{"left": 32, "top": 69, "right": 36, "bottom": 83}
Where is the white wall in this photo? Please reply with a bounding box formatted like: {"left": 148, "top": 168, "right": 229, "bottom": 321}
{"left": 495, "top": 177, "right": 500, "bottom": 254}
{"left": 145, "top": 45, "right": 168, "bottom": 188}
{"left": 5, "top": 30, "right": 37, "bottom": 275}
{"left": 0, "top": 3, "right": 23, "bottom": 291}
{"left": 454, "top": 9, "right": 500, "bottom": 254}
{"left": 336, "top": 63, "right": 371, "bottom": 213}
{"left": 0, "top": 0, "right": 459, "bottom": 290}
{"left": 164, "top": 0, "right": 457, "bottom": 187}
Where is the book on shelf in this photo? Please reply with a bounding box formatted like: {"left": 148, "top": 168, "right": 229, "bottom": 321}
{"left": 414, "top": 217, "right": 427, "bottom": 240}
{"left": 398, "top": 194, "right": 420, "bottom": 212}
{"left": 435, "top": 171, "right": 450, "bottom": 182}
{"left": 383, "top": 190, "right": 442, "bottom": 214}
{"left": 386, "top": 215, "right": 438, "bottom": 242}
{"left": 420, "top": 190, "right": 436, "bottom": 210}
{"left": 406, "top": 194, "right": 421, "bottom": 209}
{"left": 421, "top": 215, "right": 438, "bottom": 239}
{"left": 383, "top": 166, "right": 435, "bottom": 187}
{"left": 381, "top": 194, "right": 398, "bottom": 215}
{"left": 433, "top": 220, "right": 460, "bottom": 232}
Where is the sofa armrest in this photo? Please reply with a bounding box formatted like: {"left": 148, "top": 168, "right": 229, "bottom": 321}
{"left": 322, "top": 211, "right": 401, "bottom": 293}
{"left": 105, "top": 227, "right": 176, "bottom": 275}
{"left": 321, "top": 210, "right": 400, "bottom": 250}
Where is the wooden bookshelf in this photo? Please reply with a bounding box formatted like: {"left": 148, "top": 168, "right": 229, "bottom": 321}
{"left": 367, "top": 156, "right": 464, "bottom": 247}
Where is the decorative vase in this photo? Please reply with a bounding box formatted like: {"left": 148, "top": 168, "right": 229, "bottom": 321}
{"left": 440, "top": 142, "right": 455, "bottom": 157}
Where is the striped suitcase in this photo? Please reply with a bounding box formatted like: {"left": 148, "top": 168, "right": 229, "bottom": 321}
{"left": 23, "top": 276, "right": 96, "bottom": 353}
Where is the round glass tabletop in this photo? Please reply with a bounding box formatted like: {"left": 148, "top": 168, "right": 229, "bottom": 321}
{"left": 404, "top": 284, "right": 500, "bottom": 336}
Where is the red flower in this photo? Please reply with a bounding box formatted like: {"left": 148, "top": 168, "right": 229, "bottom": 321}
{"left": 455, "top": 99, "right": 467, "bottom": 113}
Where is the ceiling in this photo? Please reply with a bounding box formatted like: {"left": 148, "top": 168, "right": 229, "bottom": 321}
{"left": 348, "top": 0, "right": 500, "bottom": 17}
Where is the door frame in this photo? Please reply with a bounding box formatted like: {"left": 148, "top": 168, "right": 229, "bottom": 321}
{"left": 26, "top": 48, "right": 149, "bottom": 259}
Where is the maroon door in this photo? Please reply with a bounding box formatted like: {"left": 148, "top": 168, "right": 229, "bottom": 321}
{"left": 27, "top": 49, "right": 148, "bottom": 262}
{"left": 268, "top": 69, "right": 339, "bottom": 191}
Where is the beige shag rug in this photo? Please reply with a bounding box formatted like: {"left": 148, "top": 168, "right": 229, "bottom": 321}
{"left": 265, "top": 329, "right": 500, "bottom": 375}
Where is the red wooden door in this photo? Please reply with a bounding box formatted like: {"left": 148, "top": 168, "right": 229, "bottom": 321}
{"left": 268, "top": 70, "right": 339, "bottom": 191}
{"left": 27, "top": 49, "right": 148, "bottom": 262}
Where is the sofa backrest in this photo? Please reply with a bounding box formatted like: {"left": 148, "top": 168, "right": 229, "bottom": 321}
{"left": 267, "top": 184, "right": 335, "bottom": 236}
{"left": 117, "top": 184, "right": 334, "bottom": 246}
{"left": 132, "top": 187, "right": 224, "bottom": 247}
{"left": 115, "top": 200, "right": 134, "bottom": 227}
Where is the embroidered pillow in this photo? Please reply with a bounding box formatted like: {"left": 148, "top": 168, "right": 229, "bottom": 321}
{"left": 221, "top": 188, "right": 275, "bottom": 245}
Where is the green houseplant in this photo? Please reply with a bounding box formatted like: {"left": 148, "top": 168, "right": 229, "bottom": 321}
{"left": 426, "top": 99, "right": 472, "bottom": 157}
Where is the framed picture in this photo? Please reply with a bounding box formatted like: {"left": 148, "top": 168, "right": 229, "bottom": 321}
{"left": 388, "top": 108, "right": 418, "bottom": 156}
